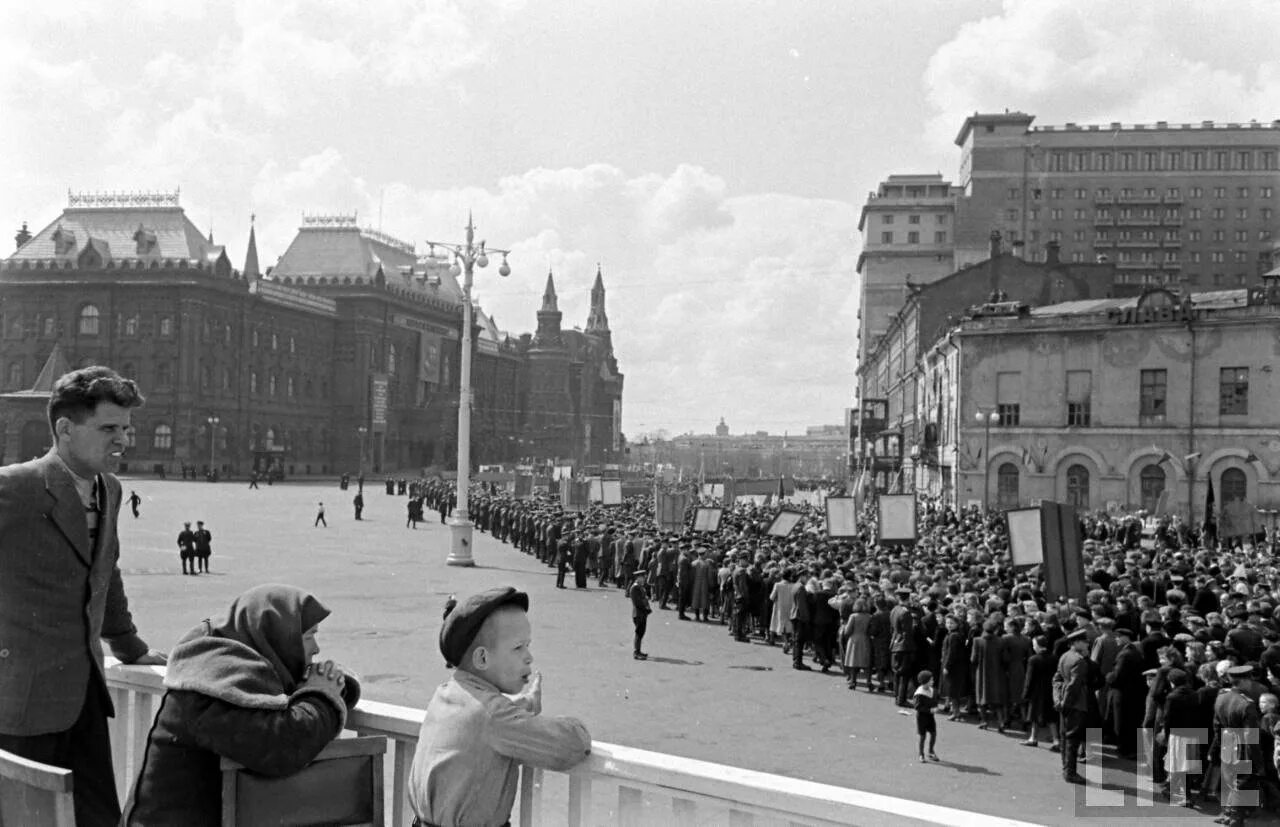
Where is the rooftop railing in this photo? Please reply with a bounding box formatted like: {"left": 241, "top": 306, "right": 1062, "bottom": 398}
{"left": 104, "top": 660, "right": 1036, "bottom": 826}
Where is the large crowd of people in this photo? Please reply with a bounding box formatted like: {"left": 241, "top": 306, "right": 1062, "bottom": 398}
{"left": 415, "top": 477, "right": 1280, "bottom": 825}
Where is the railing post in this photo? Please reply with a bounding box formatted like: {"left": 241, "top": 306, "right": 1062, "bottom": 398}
{"left": 109, "top": 684, "right": 131, "bottom": 802}
{"left": 518, "top": 765, "right": 542, "bottom": 827}
{"left": 617, "top": 786, "right": 643, "bottom": 827}
{"left": 567, "top": 773, "right": 592, "bottom": 826}
{"left": 672, "top": 796, "right": 696, "bottom": 826}
{"left": 392, "top": 738, "right": 413, "bottom": 827}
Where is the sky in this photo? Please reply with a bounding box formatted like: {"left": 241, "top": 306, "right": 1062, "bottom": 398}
{"left": 4, "top": 0, "right": 1280, "bottom": 437}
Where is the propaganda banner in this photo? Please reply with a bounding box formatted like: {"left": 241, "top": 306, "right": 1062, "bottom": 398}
{"left": 419, "top": 331, "right": 441, "bottom": 384}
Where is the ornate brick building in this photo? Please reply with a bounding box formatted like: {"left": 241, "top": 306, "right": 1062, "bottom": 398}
{"left": 0, "top": 192, "right": 624, "bottom": 475}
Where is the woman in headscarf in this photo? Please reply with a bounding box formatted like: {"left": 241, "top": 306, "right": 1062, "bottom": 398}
{"left": 122, "top": 584, "right": 359, "bottom": 826}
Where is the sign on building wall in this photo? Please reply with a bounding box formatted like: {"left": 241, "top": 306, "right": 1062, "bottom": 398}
{"left": 370, "top": 374, "right": 389, "bottom": 430}
{"left": 419, "top": 331, "right": 441, "bottom": 384}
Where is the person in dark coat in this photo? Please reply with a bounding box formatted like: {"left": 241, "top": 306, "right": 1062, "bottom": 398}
{"left": 940, "top": 613, "right": 971, "bottom": 719}
{"left": 630, "top": 572, "right": 651, "bottom": 660}
{"left": 1212, "top": 664, "right": 1264, "bottom": 826}
{"left": 1161, "top": 668, "right": 1203, "bottom": 807}
{"left": 868, "top": 598, "right": 892, "bottom": 692}
{"left": 972, "top": 619, "right": 1007, "bottom": 730}
{"left": 810, "top": 579, "right": 839, "bottom": 672}
{"left": 193, "top": 521, "right": 212, "bottom": 574}
{"left": 572, "top": 534, "right": 590, "bottom": 589}
{"left": 1021, "top": 634, "right": 1059, "bottom": 749}
{"left": 177, "top": 521, "right": 197, "bottom": 576}
{"left": 121, "top": 584, "right": 357, "bottom": 826}
{"left": 1001, "top": 617, "right": 1032, "bottom": 730}
{"left": 889, "top": 591, "right": 918, "bottom": 706}
{"left": 1054, "top": 629, "right": 1092, "bottom": 784}
{"left": 1105, "top": 625, "right": 1147, "bottom": 759}
{"left": 555, "top": 533, "right": 572, "bottom": 589}
{"left": 789, "top": 578, "right": 812, "bottom": 671}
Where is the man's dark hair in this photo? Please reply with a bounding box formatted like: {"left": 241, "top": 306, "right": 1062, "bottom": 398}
{"left": 48, "top": 366, "right": 145, "bottom": 435}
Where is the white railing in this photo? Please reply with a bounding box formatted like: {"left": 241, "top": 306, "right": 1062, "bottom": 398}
{"left": 105, "top": 661, "right": 1035, "bottom": 827}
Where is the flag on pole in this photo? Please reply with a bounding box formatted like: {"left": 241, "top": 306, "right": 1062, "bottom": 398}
{"left": 1203, "top": 478, "right": 1217, "bottom": 547}
{"left": 776, "top": 476, "right": 786, "bottom": 504}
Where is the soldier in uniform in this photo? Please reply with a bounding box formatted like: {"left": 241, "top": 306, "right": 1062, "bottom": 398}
{"left": 1212, "top": 662, "right": 1263, "bottom": 826}
{"left": 193, "top": 520, "right": 212, "bottom": 574}
{"left": 1053, "top": 629, "right": 1091, "bottom": 784}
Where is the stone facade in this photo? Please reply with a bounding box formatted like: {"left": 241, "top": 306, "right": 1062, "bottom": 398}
{"left": 0, "top": 194, "right": 623, "bottom": 475}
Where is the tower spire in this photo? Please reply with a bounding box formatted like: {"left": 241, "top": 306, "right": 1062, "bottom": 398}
{"left": 541, "top": 268, "right": 559, "bottom": 311}
{"left": 585, "top": 263, "right": 610, "bottom": 333}
{"left": 243, "top": 212, "right": 260, "bottom": 279}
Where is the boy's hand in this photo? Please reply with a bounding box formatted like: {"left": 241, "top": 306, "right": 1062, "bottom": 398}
{"left": 513, "top": 670, "right": 542, "bottom": 715}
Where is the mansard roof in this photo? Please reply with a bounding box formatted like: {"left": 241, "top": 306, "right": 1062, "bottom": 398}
{"left": 8, "top": 191, "right": 219, "bottom": 263}
{"left": 271, "top": 215, "right": 464, "bottom": 304}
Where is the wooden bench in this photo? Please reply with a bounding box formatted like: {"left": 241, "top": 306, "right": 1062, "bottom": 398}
{"left": 0, "top": 747, "right": 75, "bottom": 827}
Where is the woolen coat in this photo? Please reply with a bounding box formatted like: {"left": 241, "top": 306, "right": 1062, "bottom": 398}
{"left": 971, "top": 633, "right": 1007, "bottom": 707}
{"left": 941, "top": 630, "right": 971, "bottom": 698}
{"left": 1001, "top": 633, "right": 1032, "bottom": 706}
{"left": 841, "top": 611, "right": 872, "bottom": 669}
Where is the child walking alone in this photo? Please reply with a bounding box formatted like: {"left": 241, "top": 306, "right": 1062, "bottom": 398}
{"left": 914, "top": 669, "right": 940, "bottom": 763}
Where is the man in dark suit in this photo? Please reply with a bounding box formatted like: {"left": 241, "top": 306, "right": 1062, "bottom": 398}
{"left": 890, "top": 590, "right": 918, "bottom": 706}
{"left": 1105, "top": 626, "right": 1146, "bottom": 759}
{"left": 789, "top": 577, "right": 812, "bottom": 671}
{"left": 0, "top": 366, "right": 166, "bottom": 826}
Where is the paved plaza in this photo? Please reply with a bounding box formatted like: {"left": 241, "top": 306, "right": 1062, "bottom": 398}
{"left": 114, "top": 478, "right": 1242, "bottom": 825}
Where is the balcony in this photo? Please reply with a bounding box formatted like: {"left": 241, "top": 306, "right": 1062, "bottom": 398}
{"left": 1163, "top": 195, "right": 1185, "bottom": 204}
{"left": 1116, "top": 240, "right": 1161, "bottom": 248}
{"left": 1161, "top": 217, "right": 1184, "bottom": 226}
{"left": 104, "top": 661, "right": 1024, "bottom": 826}
{"left": 1093, "top": 196, "right": 1115, "bottom": 205}
{"left": 1116, "top": 261, "right": 1162, "bottom": 270}
{"left": 1093, "top": 217, "right": 1115, "bottom": 226}
{"left": 1116, "top": 195, "right": 1162, "bottom": 205}
{"left": 1114, "top": 217, "right": 1162, "bottom": 227}
{"left": 1092, "top": 238, "right": 1116, "bottom": 248}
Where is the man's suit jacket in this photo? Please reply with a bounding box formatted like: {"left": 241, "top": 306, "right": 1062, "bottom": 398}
{"left": 1054, "top": 648, "right": 1090, "bottom": 712}
{"left": 0, "top": 451, "right": 147, "bottom": 736}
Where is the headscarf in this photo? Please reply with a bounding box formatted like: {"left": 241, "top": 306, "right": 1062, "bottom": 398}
{"left": 163, "top": 584, "right": 330, "bottom": 709}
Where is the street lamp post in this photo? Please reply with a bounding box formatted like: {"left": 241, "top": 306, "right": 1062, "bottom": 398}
{"left": 425, "top": 214, "right": 511, "bottom": 566}
{"left": 357, "top": 425, "right": 368, "bottom": 492}
{"left": 207, "top": 415, "right": 219, "bottom": 480}
{"left": 974, "top": 410, "right": 1000, "bottom": 511}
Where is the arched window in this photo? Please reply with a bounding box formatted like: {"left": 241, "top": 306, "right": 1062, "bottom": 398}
{"left": 159, "top": 316, "right": 173, "bottom": 337}
{"left": 1066, "top": 464, "right": 1090, "bottom": 509}
{"left": 43, "top": 316, "right": 56, "bottom": 337}
{"left": 388, "top": 343, "right": 397, "bottom": 374}
{"left": 266, "top": 428, "right": 276, "bottom": 450}
{"left": 996, "top": 462, "right": 1020, "bottom": 509}
{"left": 125, "top": 316, "right": 138, "bottom": 337}
{"left": 153, "top": 423, "right": 172, "bottom": 450}
{"left": 78, "top": 305, "right": 100, "bottom": 336}
{"left": 271, "top": 333, "right": 278, "bottom": 351}
{"left": 269, "top": 373, "right": 277, "bottom": 397}
{"left": 1139, "top": 464, "right": 1166, "bottom": 513}
{"left": 7, "top": 361, "right": 22, "bottom": 388}
{"left": 250, "top": 371, "right": 258, "bottom": 395}
{"left": 1222, "top": 467, "right": 1248, "bottom": 503}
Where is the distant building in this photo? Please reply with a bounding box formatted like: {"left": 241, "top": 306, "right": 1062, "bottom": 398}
{"left": 634, "top": 423, "right": 846, "bottom": 479}
{"left": 715, "top": 417, "right": 729, "bottom": 437}
{"left": 0, "top": 192, "right": 623, "bottom": 474}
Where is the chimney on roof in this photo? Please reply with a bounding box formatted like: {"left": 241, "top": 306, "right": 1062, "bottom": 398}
{"left": 1045, "top": 240, "right": 1061, "bottom": 265}
{"left": 14, "top": 222, "right": 31, "bottom": 251}
{"left": 989, "top": 230, "right": 1002, "bottom": 259}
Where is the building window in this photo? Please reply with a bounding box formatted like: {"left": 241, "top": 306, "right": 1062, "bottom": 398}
{"left": 908, "top": 214, "right": 920, "bottom": 224}
{"left": 250, "top": 371, "right": 258, "bottom": 395}
{"left": 882, "top": 215, "right": 895, "bottom": 224}
{"left": 996, "top": 403, "right": 1020, "bottom": 426}
{"left": 78, "top": 305, "right": 100, "bottom": 336}
{"left": 269, "top": 373, "right": 278, "bottom": 397}
{"left": 1140, "top": 369, "right": 1167, "bottom": 421}
{"left": 200, "top": 364, "right": 211, "bottom": 390}
{"left": 287, "top": 376, "right": 295, "bottom": 398}
{"left": 1213, "top": 151, "right": 1228, "bottom": 170}
{"left": 1211, "top": 250, "right": 1225, "bottom": 261}
{"left": 271, "top": 333, "right": 278, "bottom": 351}
{"left": 937, "top": 214, "right": 948, "bottom": 224}
{"left": 907, "top": 231, "right": 919, "bottom": 244}
{"left": 225, "top": 324, "right": 233, "bottom": 346}
{"left": 252, "top": 328, "right": 259, "bottom": 348}
{"left": 42, "top": 316, "right": 55, "bottom": 337}
{"left": 1066, "top": 370, "right": 1091, "bottom": 426}
{"left": 1143, "top": 152, "right": 1157, "bottom": 170}
{"left": 1221, "top": 467, "right": 1247, "bottom": 503}
{"left": 1235, "top": 230, "right": 1249, "bottom": 242}
{"left": 1005, "top": 209, "right": 1018, "bottom": 221}
{"left": 1214, "top": 187, "right": 1226, "bottom": 199}
{"left": 1220, "top": 367, "right": 1248, "bottom": 415}
{"left": 1238, "top": 152, "right": 1252, "bottom": 171}
{"left": 1096, "top": 154, "right": 1112, "bottom": 172}
{"left": 153, "top": 423, "right": 173, "bottom": 450}
{"left": 1264, "top": 208, "right": 1274, "bottom": 220}
{"left": 1120, "top": 153, "right": 1134, "bottom": 171}
{"left": 1263, "top": 187, "right": 1274, "bottom": 199}
{"left": 1073, "top": 229, "right": 1085, "bottom": 241}
{"left": 156, "top": 361, "right": 172, "bottom": 387}
{"left": 934, "top": 231, "right": 947, "bottom": 243}
{"left": 159, "top": 316, "right": 173, "bottom": 337}
{"left": 881, "top": 231, "right": 893, "bottom": 244}
{"left": 1166, "top": 153, "right": 1181, "bottom": 170}
{"left": 1066, "top": 464, "right": 1090, "bottom": 508}
{"left": 1263, "top": 153, "right": 1277, "bottom": 171}
{"left": 290, "top": 336, "right": 296, "bottom": 354}
{"left": 7, "top": 361, "right": 22, "bottom": 388}
{"left": 996, "top": 463, "right": 1020, "bottom": 509}
{"left": 222, "top": 368, "right": 231, "bottom": 391}
{"left": 1139, "top": 464, "right": 1166, "bottom": 512}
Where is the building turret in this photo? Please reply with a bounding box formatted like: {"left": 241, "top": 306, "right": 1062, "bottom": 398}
{"left": 534, "top": 269, "right": 562, "bottom": 346}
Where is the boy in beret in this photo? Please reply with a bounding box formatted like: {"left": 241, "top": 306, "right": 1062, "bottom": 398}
{"left": 409, "top": 587, "right": 592, "bottom": 827}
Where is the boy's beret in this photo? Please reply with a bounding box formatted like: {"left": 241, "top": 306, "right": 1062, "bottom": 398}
{"left": 440, "top": 587, "right": 530, "bottom": 668}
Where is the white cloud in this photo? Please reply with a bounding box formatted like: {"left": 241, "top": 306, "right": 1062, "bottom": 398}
{"left": 923, "top": 0, "right": 1280, "bottom": 148}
